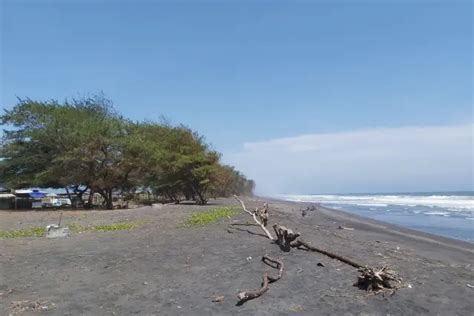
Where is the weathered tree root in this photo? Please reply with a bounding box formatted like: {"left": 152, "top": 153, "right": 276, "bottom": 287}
{"left": 273, "top": 224, "right": 300, "bottom": 252}
{"left": 237, "top": 255, "right": 284, "bottom": 305}
{"left": 355, "top": 266, "right": 402, "bottom": 294}
{"left": 289, "top": 238, "right": 401, "bottom": 294}
{"left": 234, "top": 196, "right": 274, "bottom": 240}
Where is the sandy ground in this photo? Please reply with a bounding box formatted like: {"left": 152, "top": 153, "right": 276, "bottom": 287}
{"left": 1, "top": 197, "right": 473, "bottom": 315}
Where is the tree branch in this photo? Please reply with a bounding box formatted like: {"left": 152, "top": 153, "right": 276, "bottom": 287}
{"left": 290, "top": 239, "right": 362, "bottom": 269}
{"left": 237, "top": 255, "right": 284, "bottom": 305}
{"left": 262, "top": 255, "right": 284, "bottom": 283}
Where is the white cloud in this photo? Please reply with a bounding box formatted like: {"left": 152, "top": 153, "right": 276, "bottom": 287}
{"left": 224, "top": 124, "right": 474, "bottom": 195}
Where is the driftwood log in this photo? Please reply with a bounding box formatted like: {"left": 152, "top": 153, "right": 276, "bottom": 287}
{"left": 237, "top": 272, "right": 270, "bottom": 303}
{"left": 234, "top": 196, "right": 274, "bottom": 240}
{"left": 237, "top": 255, "right": 284, "bottom": 304}
{"left": 288, "top": 233, "right": 401, "bottom": 293}
{"left": 290, "top": 239, "right": 362, "bottom": 269}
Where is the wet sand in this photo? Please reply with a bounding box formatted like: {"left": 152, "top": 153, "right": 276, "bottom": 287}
{"left": 1, "top": 197, "right": 473, "bottom": 315}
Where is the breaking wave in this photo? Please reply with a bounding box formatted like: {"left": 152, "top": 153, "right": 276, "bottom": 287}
{"left": 282, "top": 194, "right": 473, "bottom": 209}
{"left": 280, "top": 193, "right": 474, "bottom": 218}
{"left": 279, "top": 192, "right": 474, "bottom": 241}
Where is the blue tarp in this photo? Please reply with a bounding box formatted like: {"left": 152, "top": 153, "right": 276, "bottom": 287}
{"left": 29, "top": 191, "right": 45, "bottom": 198}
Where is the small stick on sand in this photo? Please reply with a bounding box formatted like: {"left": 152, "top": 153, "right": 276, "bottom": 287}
{"left": 338, "top": 225, "right": 354, "bottom": 231}
{"left": 234, "top": 195, "right": 274, "bottom": 240}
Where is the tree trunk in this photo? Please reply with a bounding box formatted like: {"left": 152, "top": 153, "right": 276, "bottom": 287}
{"left": 87, "top": 189, "right": 94, "bottom": 209}
{"left": 73, "top": 185, "right": 88, "bottom": 208}
{"left": 96, "top": 188, "right": 113, "bottom": 209}
{"left": 65, "top": 187, "right": 73, "bottom": 208}
{"left": 106, "top": 189, "right": 113, "bottom": 209}
{"left": 195, "top": 190, "right": 207, "bottom": 205}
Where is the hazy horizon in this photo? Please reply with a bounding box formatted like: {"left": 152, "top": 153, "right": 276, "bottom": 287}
{"left": 226, "top": 123, "right": 473, "bottom": 195}
{"left": 2, "top": 1, "right": 472, "bottom": 195}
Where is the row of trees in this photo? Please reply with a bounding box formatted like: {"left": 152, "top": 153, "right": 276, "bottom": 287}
{"left": 0, "top": 95, "right": 255, "bottom": 208}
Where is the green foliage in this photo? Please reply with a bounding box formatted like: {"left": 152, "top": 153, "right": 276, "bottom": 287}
{"left": 184, "top": 207, "right": 236, "bottom": 226}
{"left": 66, "top": 223, "right": 82, "bottom": 233}
{"left": 0, "top": 95, "right": 254, "bottom": 207}
{"left": 0, "top": 221, "right": 140, "bottom": 239}
{"left": 93, "top": 222, "right": 138, "bottom": 231}
{"left": 208, "top": 164, "right": 255, "bottom": 198}
{"left": 0, "top": 227, "right": 44, "bottom": 239}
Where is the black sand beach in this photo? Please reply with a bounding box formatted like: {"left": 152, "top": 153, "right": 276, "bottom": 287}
{"left": 1, "top": 197, "right": 473, "bottom": 315}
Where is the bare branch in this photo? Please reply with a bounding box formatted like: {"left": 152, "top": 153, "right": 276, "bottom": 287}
{"left": 237, "top": 255, "right": 285, "bottom": 305}
{"left": 290, "top": 239, "right": 363, "bottom": 269}
{"left": 262, "top": 255, "right": 284, "bottom": 283}
{"left": 237, "top": 273, "right": 270, "bottom": 304}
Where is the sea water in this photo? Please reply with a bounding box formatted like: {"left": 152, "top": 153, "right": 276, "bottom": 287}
{"left": 280, "top": 192, "right": 474, "bottom": 242}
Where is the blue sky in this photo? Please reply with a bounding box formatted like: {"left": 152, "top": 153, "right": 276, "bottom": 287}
{"left": 1, "top": 1, "right": 472, "bottom": 194}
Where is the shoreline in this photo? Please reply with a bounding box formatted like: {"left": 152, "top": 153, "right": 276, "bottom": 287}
{"left": 263, "top": 196, "right": 474, "bottom": 255}
{"left": 265, "top": 195, "right": 474, "bottom": 245}
{"left": 1, "top": 197, "right": 473, "bottom": 315}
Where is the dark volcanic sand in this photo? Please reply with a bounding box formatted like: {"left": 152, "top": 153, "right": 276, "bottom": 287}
{"left": 1, "top": 197, "right": 473, "bottom": 315}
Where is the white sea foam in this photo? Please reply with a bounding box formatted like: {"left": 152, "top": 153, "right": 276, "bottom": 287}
{"left": 424, "top": 211, "right": 451, "bottom": 216}
{"left": 281, "top": 194, "right": 474, "bottom": 211}
{"left": 277, "top": 193, "right": 473, "bottom": 241}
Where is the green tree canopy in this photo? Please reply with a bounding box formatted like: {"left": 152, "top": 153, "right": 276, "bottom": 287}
{"left": 0, "top": 96, "right": 254, "bottom": 208}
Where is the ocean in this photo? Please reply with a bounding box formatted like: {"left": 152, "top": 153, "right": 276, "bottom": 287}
{"left": 280, "top": 191, "right": 474, "bottom": 242}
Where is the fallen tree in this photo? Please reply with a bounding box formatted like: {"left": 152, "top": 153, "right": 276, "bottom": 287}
{"left": 231, "top": 200, "right": 402, "bottom": 305}
{"left": 284, "top": 229, "right": 402, "bottom": 293}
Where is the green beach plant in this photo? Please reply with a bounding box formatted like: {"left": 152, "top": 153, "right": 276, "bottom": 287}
{"left": 0, "top": 227, "right": 44, "bottom": 239}
{"left": 184, "top": 207, "right": 236, "bottom": 226}
{"left": 0, "top": 221, "right": 142, "bottom": 239}
{"left": 93, "top": 222, "right": 138, "bottom": 231}
{"left": 67, "top": 221, "right": 143, "bottom": 233}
